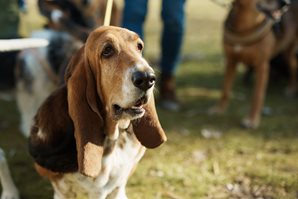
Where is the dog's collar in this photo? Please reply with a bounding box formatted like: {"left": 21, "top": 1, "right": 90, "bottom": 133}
{"left": 257, "top": 0, "right": 291, "bottom": 22}
{"left": 224, "top": 17, "right": 274, "bottom": 46}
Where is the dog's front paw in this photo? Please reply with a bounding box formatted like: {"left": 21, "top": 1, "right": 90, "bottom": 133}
{"left": 241, "top": 117, "right": 259, "bottom": 129}
{"left": 1, "top": 189, "right": 20, "bottom": 199}
{"left": 208, "top": 105, "right": 226, "bottom": 115}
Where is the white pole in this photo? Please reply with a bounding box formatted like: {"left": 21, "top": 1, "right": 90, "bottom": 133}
{"left": 104, "top": 0, "right": 114, "bottom": 26}
{"left": 0, "top": 38, "right": 49, "bottom": 52}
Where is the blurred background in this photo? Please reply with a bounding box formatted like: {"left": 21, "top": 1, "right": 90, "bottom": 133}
{"left": 0, "top": 0, "right": 298, "bottom": 198}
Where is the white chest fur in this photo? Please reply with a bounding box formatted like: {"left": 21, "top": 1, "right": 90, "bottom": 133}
{"left": 52, "top": 129, "right": 145, "bottom": 199}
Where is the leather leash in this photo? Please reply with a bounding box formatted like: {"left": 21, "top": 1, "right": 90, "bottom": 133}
{"left": 104, "top": 0, "right": 114, "bottom": 26}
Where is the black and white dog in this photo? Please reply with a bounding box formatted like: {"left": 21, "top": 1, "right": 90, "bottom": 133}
{"left": 16, "top": 30, "right": 82, "bottom": 137}
{"left": 0, "top": 30, "right": 82, "bottom": 199}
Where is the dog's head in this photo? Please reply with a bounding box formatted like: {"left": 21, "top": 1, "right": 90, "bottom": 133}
{"left": 66, "top": 26, "right": 166, "bottom": 177}
{"left": 256, "top": 0, "right": 291, "bottom": 20}
{"left": 85, "top": 26, "right": 155, "bottom": 122}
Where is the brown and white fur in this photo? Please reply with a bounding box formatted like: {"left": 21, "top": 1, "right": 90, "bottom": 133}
{"left": 210, "top": 0, "right": 298, "bottom": 129}
{"left": 1, "top": 1, "right": 120, "bottom": 198}
{"left": 29, "top": 26, "right": 166, "bottom": 199}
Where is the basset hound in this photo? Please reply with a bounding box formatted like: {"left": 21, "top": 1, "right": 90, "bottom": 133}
{"left": 29, "top": 26, "right": 167, "bottom": 199}
{"left": 1, "top": 1, "right": 121, "bottom": 198}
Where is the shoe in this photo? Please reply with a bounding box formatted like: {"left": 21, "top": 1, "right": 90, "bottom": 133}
{"left": 158, "top": 73, "right": 180, "bottom": 111}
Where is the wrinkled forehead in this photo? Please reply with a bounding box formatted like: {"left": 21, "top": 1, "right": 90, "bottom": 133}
{"left": 86, "top": 27, "right": 141, "bottom": 50}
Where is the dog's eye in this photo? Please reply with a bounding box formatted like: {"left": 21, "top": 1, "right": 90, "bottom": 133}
{"left": 102, "top": 45, "right": 115, "bottom": 58}
{"left": 137, "top": 43, "right": 143, "bottom": 51}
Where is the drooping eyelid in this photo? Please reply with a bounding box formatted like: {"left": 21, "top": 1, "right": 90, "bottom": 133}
{"left": 102, "top": 42, "right": 113, "bottom": 50}
{"left": 135, "top": 39, "right": 144, "bottom": 52}
{"left": 100, "top": 44, "right": 116, "bottom": 59}
{"left": 138, "top": 39, "right": 144, "bottom": 49}
{"left": 100, "top": 37, "right": 120, "bottom": 53}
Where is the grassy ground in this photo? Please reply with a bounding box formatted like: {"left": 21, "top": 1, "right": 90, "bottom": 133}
{"left": 1, "top": 1, "right": 298, "bottom": 198}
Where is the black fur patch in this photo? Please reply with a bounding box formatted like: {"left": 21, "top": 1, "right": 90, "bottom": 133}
{"left": 28, "top": 86, "right": 78, "bottom": 173}
{"left": 29, "top": 124, "right": 78, "bottom": 173}
{"left": 47, "top": 34, "right": 69, "bottom": 75}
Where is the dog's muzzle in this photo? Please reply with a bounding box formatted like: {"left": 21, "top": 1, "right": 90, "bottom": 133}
{"left": 113, "top": 94, "right": 148, "bottom": 118}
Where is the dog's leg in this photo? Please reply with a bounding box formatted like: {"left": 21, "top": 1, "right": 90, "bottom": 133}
{"left": 16, "top": 89, "right": 35, "bottom": 137}
{"left": 0, "top": 149, "right": 19, "bottom": 199}
{"left": 209, "top": 58, "right": 237, "bottom": 114}
{"left": 105, "top": 185, "right": 127, "bottom": 199}
{"left": 242, "top": 62, "right": 269, "bottom": 129}
{"left": 284, "top": 44, "right": 297, "bottom": 97}
{"left": 112, "top": 186, "right": 128, "bottom": 199}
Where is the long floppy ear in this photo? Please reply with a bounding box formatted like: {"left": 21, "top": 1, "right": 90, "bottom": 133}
{"left": 67, "top": 46, "right": 104, "bottom": 177}
{"left": 132, "top": 95, "right": 167, "bottom": 148}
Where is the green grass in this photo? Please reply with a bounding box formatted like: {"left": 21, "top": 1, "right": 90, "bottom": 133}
{"left": 1, "top": 0, "right": 298, "bottom": 198}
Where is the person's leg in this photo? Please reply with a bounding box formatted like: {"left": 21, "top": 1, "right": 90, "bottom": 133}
{"left": 122, "top": 0, "right": 148, "bottom": 39}
{"left": 161, "top": 0, "right": 185, "bottom": 75}
{"left": 159, "top": 0, "right": 185, "bottom": 110}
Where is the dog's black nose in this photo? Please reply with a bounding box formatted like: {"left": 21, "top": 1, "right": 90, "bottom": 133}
{"left": 132, "top": 71, "right": 156, "bottom": 91}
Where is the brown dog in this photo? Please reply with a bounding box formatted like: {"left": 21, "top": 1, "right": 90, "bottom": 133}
{"left": 210, "top": 0, "right": 298, "bottom": 129}
{"left": 29, "top": 26, "right": 166, "bottom": 198}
